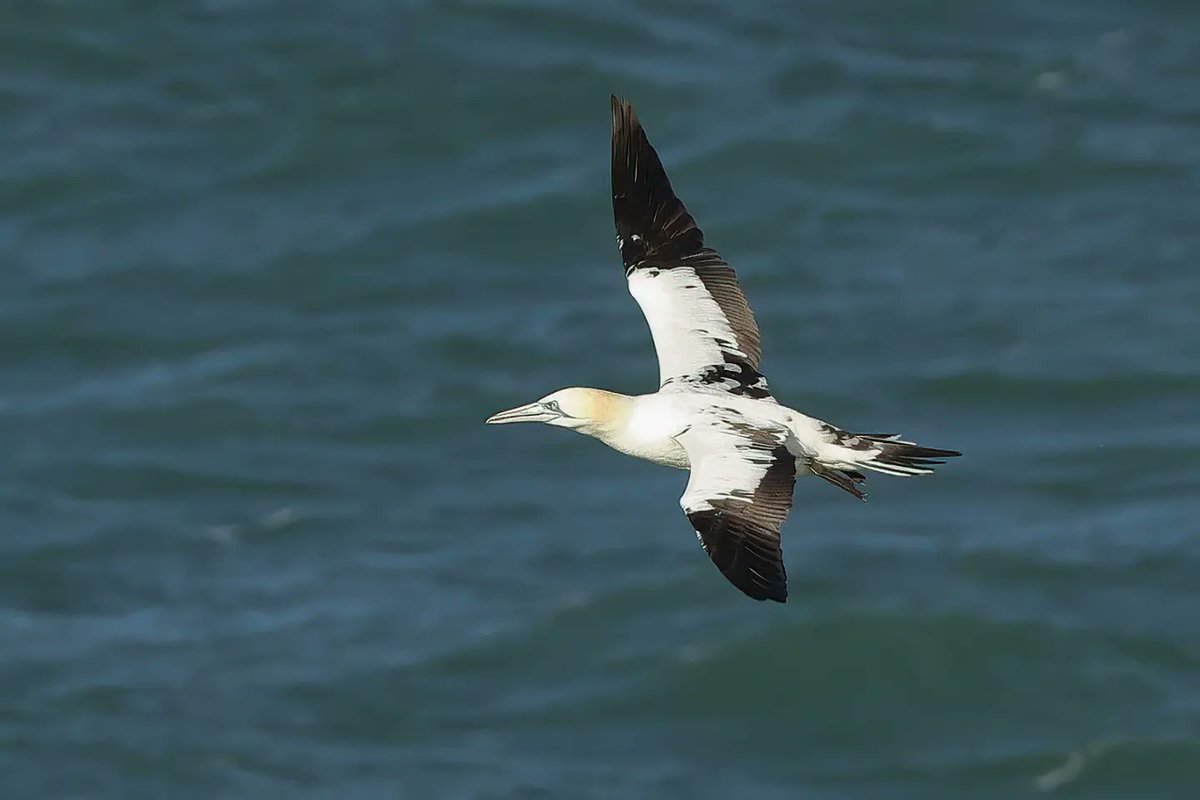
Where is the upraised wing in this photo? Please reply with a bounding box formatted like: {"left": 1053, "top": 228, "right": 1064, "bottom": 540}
{"left": 675, "top": 419, "right": 797, "bottom": 602}
{"left": 611, "top": 96, "right": 771, "bottom": 400}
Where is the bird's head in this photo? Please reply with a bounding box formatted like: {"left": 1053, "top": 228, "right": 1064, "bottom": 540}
{"left": 485, "top": 388, "right": 628, "bottom": 434}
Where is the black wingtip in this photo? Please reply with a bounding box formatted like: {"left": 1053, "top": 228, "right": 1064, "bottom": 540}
{"left": 688, "top": 508, "right": 789, "bottom": 603}
{"left": 757, "top": 579, "right": 788, "bottom": 603}
{"left": 610, "top": 95, "right": 637, "bottom": 135}
{"left": 610, "top": 95, "right": 703, "bottom": 269}
{"left": 609, "top": 94, "right": 635, "bottom": 161}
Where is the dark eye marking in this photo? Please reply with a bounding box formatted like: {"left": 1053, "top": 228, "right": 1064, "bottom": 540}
{"left": 544, "top": 400, "right": 564, "bottom": 415}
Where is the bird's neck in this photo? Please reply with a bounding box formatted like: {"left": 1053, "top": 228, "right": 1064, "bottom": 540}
{"left": 581, "top": 392, "right": 691, "bottom": 469}
{"left": 575, "top": 389, "right": 635, "bottom": 440}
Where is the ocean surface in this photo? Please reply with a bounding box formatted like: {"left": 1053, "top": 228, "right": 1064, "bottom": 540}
{"left": 3, "top": 1, "right": 1199, "bottom": 797}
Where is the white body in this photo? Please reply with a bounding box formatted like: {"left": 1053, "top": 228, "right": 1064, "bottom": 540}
{"left": 594, "top": 390, "right": 833, "bottom": 473}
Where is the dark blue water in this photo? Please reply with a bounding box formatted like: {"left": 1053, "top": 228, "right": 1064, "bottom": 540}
{"left": 3, "top": 1, "right": 1199, "bottom": 797}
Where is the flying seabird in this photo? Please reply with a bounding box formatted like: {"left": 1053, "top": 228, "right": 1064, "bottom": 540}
{"left": 486, "top": 96, "right": 960, "bottom": 603}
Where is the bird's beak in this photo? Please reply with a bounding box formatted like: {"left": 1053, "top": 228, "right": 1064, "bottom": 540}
{"left": 485, "top": 402, "right": 558, "bottom": 425}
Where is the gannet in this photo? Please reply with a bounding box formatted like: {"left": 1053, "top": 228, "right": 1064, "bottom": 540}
{"left": 486, "top": 96, "right": 960, "bottom": 603}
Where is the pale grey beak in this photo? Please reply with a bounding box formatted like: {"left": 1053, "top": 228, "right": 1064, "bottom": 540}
{"left": 485, "top": 402, "right": 559, "bottom": 425}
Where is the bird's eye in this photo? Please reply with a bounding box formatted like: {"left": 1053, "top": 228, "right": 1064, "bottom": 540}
{"left": 544, "top": 400, "right": 562, "bottom": 413}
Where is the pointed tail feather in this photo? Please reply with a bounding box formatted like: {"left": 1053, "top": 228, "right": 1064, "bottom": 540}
{"left": 856, "top": 434, "right": 961, "bottom": 477}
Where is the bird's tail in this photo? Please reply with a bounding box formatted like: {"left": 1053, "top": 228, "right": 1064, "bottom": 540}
{"left": 850, "top": 433, "right": 961, "bottom": 477}
{"left": 807, "top": 425, "right": 961, "bottom": 499}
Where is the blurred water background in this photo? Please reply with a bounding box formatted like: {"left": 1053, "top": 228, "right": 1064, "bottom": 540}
{"left": 3, "top": 1, "right": 1200, "bottom": 797}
